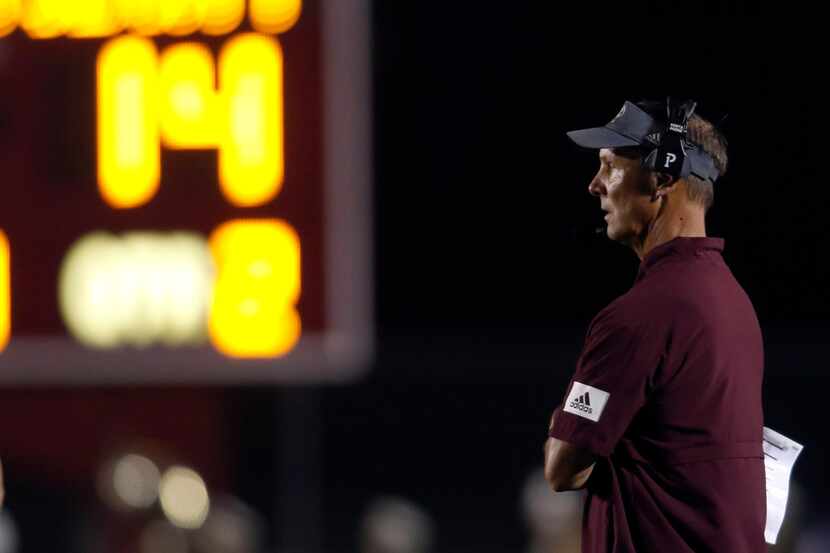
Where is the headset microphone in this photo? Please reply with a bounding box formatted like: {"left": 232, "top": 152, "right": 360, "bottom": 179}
{"left": 568, "top": 223, "right": 606, "bottom": 241}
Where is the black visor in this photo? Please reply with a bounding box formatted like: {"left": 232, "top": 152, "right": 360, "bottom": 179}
{"left": 566, "top": 101, "right": 662, "bottom": 150}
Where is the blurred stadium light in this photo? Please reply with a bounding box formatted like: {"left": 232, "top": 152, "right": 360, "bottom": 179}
{"left": 139, "top": 519, "right": 189, "bottom": 553}
{"left": 112, "top": 453, "right": 162, "bottom": 510}
{"left": 520, "top": 468, "right": 582, "bottom": 553}
{"left": 360, "top": 496, "right": 435, "bottom": 553}
{"left": 191, "top": 494, "right": 265, "bottom": 553}
{"left": 159, "top": 465, "right": 211, "bottom": 530}
{"left": 0, "top": 509, "right": 18, "bottom": 553}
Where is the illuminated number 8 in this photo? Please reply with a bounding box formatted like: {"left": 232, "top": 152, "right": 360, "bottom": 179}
{"left": 208, "top": 219, "right": 301, "bottom": 358}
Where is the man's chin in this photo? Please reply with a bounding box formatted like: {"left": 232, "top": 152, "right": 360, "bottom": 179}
{"left": 605, "top": 225, "right": 632, "bottom": 245}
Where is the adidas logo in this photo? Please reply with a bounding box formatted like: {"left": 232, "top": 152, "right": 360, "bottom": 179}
{"left": 568, "top": 392, "right": 593, "bottom": 414}
{"left": 564, "top": 382, "right": 609, "bottom": 422}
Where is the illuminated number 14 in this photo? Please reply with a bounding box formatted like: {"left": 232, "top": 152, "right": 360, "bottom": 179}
{"left": 97, "top": 33, "right": 284, "bottom": 209}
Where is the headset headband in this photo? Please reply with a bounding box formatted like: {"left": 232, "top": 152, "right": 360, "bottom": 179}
{"left": 565, "top": 99, "right": 721, "bottom": 185}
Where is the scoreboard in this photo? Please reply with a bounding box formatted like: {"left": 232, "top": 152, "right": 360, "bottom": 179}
{"left": 0, "top": 0, "right": 373, "bottom": 382}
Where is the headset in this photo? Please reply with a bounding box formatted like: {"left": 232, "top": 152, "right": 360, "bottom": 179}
{"left": 641, "top": 98, "right": 720, "bottom": 186}
{"left": 566, "top": 97, "right": 721, "bottom": 187}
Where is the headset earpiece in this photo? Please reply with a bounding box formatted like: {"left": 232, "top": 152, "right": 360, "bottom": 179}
{"left": 652, "top": 97, "right": 696, "bottom": 180}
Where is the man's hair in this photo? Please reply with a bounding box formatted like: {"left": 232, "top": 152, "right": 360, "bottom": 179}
{"left": 634, "top": 100, "right": 728, "bottom": 212}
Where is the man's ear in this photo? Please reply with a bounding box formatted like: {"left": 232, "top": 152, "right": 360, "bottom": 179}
{"left": 651, "top": 172, "right": 677, "bottom": 200}
{"left": 656, "top": 172, "right": 677, "bottom": 189}
{"left": 652, "top": 173, "right": 680, "bottom": 196}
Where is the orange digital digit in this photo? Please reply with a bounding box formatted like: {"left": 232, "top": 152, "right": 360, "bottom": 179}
{"left": 203, "top": 0, "right": 245, "bottom": 35}
{"left": 218, "top": 33, "right": 284, "bottom": 207}
{"left": 2, "top": 0, "right": 256, "bottom": 38}
{"left": 95, "top": 33, "right": 284, "bottom": 209}
{"left": 97, "top": 36, "right": 161, "bottom": 209}
{"left": 159, "top": 43, "right": 218, "bottom": 148}
{"left": 66, "top": 0, "right": 122, "bottom": 38}
{"left": 208, "top": 219, "right": 301, "bottom": 358}
{"left": 249, "top": 0, "right": 301, "bottom": 34}
{"left": 157, "top": 0, "right": 208, "bottom": 36}
{"left": 0, "top": 230, "right": 9, "bottom": 352}
{"left": 19, "top": 0, "right": 64, "bottom": 38}
{"left": 0, "top": 0, "right": 21, "bottom": 37}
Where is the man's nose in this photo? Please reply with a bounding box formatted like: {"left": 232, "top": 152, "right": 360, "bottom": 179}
{"left": 587, "top": 174, "right": 604, "bottom": 197}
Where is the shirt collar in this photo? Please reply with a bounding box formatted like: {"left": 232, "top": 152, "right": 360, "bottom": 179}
{"left": 636, "top": 237, "right": 725, "bottom": 282}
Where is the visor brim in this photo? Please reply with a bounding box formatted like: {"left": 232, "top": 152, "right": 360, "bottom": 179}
{"left": 566, "top": 127, "right": 642, "bottom": 149}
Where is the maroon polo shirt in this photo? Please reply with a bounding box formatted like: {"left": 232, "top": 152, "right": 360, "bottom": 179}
{"left": 550, "top": 237, "right": 766, "bottom": 553}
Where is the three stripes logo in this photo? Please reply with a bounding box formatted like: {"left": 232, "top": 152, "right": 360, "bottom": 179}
{"left": 563, "top": 382, "right": 610, "bottom": 422}
{"left": 569, "top": 392, "right": 593, "bottom": 414}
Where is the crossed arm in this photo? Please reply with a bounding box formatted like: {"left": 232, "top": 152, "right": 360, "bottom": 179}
{"left": 543, "top": 408, "right": 597, "bottom": 492}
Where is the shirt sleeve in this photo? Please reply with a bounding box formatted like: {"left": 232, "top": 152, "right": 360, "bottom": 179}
{"left": 549, "top": 301, "right": 663, "bottom": 457}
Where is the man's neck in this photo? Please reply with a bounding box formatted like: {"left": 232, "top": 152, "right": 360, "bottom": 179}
{"left": 630, "top": 202, "right": 707, "bottom": 261}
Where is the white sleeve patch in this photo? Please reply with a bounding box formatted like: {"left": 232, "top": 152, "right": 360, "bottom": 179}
{"left": 563, "top": 381, "right": 610, "bottom": 422}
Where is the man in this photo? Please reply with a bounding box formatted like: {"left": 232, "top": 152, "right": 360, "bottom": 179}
{"left": 544, "top": 100, "right": 765, "bottom": 553}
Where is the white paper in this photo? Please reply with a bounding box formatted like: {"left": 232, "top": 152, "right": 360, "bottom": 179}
{"left": 763, "top": 426, "right": 804, "bottom": 544}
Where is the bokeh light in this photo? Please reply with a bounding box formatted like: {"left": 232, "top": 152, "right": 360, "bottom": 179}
{"left": 159, "top": 466, "right": 210, "bottom": 530}
{"left": 191, "top": 494, "right": 265, "bottom": 553}
{"left": 112, "top": 454, "right": 162, "bottom": 509}
{"left": 140, "top": 520, "right": 188, "bottom": 553}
